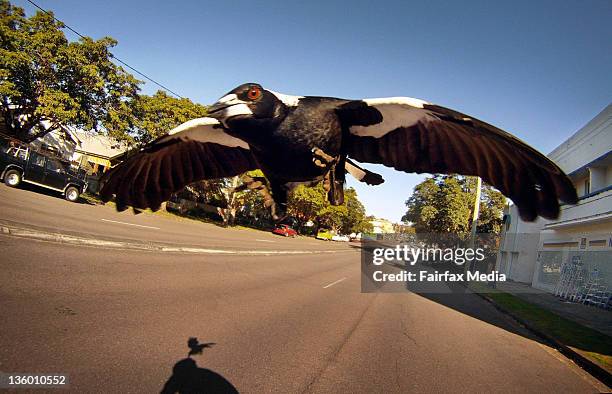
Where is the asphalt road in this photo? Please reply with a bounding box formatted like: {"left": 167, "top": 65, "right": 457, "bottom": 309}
{"left": 0, "top": 185, "right": 349, "bottom": 252}
{"left": 0, "top": 185, "right": 607, "bottom": 393}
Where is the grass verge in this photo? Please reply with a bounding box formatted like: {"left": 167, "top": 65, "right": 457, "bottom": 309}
{"left": 470, "top": 282, "right": 612, "bottom": 374}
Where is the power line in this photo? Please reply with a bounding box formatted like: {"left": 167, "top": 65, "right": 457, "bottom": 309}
{"left": 24, "top": 0, "right": 184, "bottom": 99}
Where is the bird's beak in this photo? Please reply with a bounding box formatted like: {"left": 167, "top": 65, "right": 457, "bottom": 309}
{"left": 207, "top": 93, "right": 251, "bottom": 119}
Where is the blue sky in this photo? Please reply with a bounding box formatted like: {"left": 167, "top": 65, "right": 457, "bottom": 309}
{"left": 15, "top": 0, "right": 612, "bottom": 222}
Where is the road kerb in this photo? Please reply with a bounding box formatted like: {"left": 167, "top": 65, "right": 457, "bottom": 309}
{"left": 0, "top": 223, "right": 356, "bottom": 256}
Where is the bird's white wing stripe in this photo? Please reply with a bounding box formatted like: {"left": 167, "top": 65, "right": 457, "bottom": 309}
{"left": 168, "top": 117, "right": 219, "bottom": 135}
{"left": 350, "top": 102, "right": 434, "bottom": 138}
{"left": 162, "top": 117, "right": 250, "bottom": 149}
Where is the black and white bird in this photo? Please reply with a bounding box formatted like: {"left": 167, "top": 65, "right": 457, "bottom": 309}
{"left": 100, "top": 83, "right": 577, "bottom": 221}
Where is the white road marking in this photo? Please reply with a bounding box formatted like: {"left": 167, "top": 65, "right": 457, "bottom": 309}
{"left": 323, "top": 277, "right": 347, "bottom": 289}
{"left": 101, "top": 219, "right": 160, "bottom": 230}
{"left": 255, "top": 239, "right": 276, "bottom": 243}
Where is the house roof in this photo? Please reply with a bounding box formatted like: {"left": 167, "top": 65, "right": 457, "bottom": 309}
{"left": 73, "top": 130, "right": 129, "bottom": 159}
{"left": 39, "top": 120, "right": 81, "bottom": 146}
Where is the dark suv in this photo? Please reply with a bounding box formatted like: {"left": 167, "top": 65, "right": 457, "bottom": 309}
{"left": 0, "top": 145, "right": 87, "bottom": 202}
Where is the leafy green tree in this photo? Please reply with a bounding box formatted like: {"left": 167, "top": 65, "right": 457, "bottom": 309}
{"left": 0, "top": 1, "right": 140, "bottom": 142}
{"left": 402, "top": 175, "right": 506, "bottom": 235}
{"left": 341, "top": 188, "right": 373, "bottom": 234}
{"left": 133, "top": 91, "right": 208, "bottom": 143}
{"left": 288, "top": 183, "right": 328, "bottom": 229}
{"left": 288, "top": 184, "right": 371, "bottom": 234}
{"left": 318, "top": 203, "right": 348, "bottom": 232}
{"left": 476, "top": 185, "right": 506, "bottom": 234}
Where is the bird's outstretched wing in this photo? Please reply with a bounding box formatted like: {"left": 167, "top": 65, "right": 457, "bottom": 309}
{"left": 337, "top": 98, "right": 577, "bottom": 221}
{"left": 99, "top": 118, "right": 258, "bottom": 211}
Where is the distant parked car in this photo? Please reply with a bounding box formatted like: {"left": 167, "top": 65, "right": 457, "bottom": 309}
{"left": 316, "top": 229, "right": 334, "bottom": 241}
{"left": 332, "top": 234, "right": 350, "bottom": 242}
{"left": 349, "top": 232, "right": 362, "bottom": 242}
{"left": 0, "top": 145, "right": 87, "bottom": 202}
{"left": 272, "top": 224, "right": 297, "bottom": 237}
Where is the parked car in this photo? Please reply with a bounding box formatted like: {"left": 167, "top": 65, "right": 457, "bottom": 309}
{"left": 272, "top": 224, "right": 297, "bottom": 237}
{"left": 316, "top": 229, "right": 334, "bottom": 241}
{"left": 0, "top": 145, "right": 87, "bottom": 202}
{"left": 332, "top": 234, "right": 350, "bottom": 242}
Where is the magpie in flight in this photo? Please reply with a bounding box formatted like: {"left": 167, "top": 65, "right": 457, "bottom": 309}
{"left": 100, "top": 83, "right": 577, "bottom": 221}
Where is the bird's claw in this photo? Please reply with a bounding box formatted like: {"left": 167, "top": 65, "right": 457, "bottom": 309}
{"left": 312, "top": 147, "right": 337, "bottom": 168}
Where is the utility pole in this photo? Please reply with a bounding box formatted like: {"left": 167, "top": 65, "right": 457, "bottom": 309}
{"left": 470, "top": 176, "right": 482, "bottom": 243}
{"left": 466, "top": 176, "right": 482, "bottom": 274}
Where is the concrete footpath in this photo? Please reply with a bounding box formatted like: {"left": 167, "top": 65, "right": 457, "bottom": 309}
{"left": 474, "top": 280, "right": 612, "bottom": 388}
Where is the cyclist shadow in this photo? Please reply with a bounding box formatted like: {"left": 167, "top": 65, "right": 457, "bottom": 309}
{"left": 161, "top": 338, "right": 239, "bottom": 394}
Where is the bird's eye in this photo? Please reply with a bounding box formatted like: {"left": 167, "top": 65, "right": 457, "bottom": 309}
{"left": 247, "top": 87, "right": 262, "bottom": 100}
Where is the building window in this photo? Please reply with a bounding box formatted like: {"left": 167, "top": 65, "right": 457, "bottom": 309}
{"left": 584, "top": 178, "right": 590, "bottom": 195}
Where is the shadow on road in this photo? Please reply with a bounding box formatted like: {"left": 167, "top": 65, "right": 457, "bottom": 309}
{"left": 161, "top": 338, "right": 239, "bottom": 394}
{"left": 401, "top": 263, "right": 546, "bottom": 342}
{"left": 416, "top": 290, "right": 542, "bottom": 341}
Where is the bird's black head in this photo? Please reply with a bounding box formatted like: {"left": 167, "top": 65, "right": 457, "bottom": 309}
{"left": 207, "top": 83, "right": 301, "bottom": 144}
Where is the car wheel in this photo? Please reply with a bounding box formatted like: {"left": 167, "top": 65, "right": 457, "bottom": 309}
{"left": 4, "top": 169, "right": 22, "bottom": 187}
{"left": 65, "top": 186, "right": 80, "bottom": 202}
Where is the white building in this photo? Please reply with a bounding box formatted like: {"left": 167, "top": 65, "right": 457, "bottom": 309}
{"left": 27, "top": 126, "right": 128, "bottom": 193}
{"left": 28, "top": 121, "right": 81, "bottom": 162}
{"left": 497, "top": 104, "right": 612, "bottom": 293}
{"left": 369, "top": 217, "right": 395, "bottom": 234}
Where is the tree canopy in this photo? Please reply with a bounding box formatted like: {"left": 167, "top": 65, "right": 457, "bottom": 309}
{"left": 133, "top": 91, "right": 208, "bottom": 143}
{"left": 289, "top": 184, "right": 372, "bottom": 234}
{"left": 0, "top": 0, "right": 141, "bottom": 142}
{"left": 402, "top": 175, "right": 506, "bottom": 235}
{"left": 0, "top": 1, "right": 209, "bottom": 145}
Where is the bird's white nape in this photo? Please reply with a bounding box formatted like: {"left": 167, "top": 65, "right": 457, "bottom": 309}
{"left": 268, "top": 90, "right": 303, "bottom": 107}
{"left": 363, "top": 97, "right": 430, "bottom": 109}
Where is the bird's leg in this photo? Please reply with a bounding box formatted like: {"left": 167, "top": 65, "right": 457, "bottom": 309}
{"left": 312, "top": 148, "right": 345, "bottom": 205}
{"left": 328, "top": 157, "right": 346, "bottom": 205}
{"left": 312, "top": 147, "right": 337, "bottom": 168}
{"left": 322, "top": 171, "right": 332, "bottom": 193}
{"left": 269, "top": 181, "right": 289, "bottom": 222}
